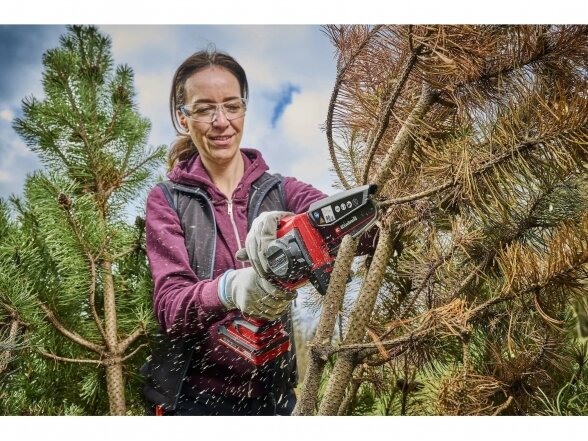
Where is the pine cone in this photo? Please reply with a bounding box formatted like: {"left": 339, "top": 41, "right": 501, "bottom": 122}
{"left": 57, "top": 193, "right": 72, "bottom": 209}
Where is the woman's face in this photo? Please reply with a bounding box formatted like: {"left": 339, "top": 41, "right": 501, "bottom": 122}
{"left": 178, "top": 66, "right": 245, "bottom": 168}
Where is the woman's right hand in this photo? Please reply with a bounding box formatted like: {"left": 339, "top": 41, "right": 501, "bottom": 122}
{"left": 217, "top": 267, "right": 296, "bottom": 320}
{"left": 235, "top": 210, "right": 293, "bottom": 278}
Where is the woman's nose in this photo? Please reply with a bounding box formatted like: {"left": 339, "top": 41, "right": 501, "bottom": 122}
{"left": 211, "top": 107, "right": 230, "bottom": 126}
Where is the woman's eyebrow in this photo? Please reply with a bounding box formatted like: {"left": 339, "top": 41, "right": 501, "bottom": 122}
{"left": 188, "top": 96, "right": 241, "bottom": 104}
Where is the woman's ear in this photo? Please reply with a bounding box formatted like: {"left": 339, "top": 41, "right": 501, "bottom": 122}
{"left": 177, "top": 110, "right": 188, "bottom": 132}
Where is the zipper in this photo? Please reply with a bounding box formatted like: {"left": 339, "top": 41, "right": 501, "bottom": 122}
{"left": 227, "top": 199, "right": 245, "bottom": 268}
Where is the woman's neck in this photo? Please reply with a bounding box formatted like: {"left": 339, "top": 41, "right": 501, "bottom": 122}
{"left": 203, "top": 153, "right": 245, "bottom": 199}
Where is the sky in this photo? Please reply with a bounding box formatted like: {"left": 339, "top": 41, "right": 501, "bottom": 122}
{"left": 0, "top": 24, "right": 340, "bottom": 219}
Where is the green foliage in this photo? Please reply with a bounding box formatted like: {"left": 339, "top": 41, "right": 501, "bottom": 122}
{"left": 0, "top": 25, "right": 164, "bottom": 415}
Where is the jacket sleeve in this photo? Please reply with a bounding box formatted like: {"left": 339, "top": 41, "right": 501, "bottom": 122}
{"left": 145, "top": 185, "right": 226, "bottom": 337}
{"left": 282, "top": 176, "right": 327, "bottom": 214}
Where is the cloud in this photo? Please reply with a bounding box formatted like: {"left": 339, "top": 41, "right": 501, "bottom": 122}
{"left": 99, "top": 25, "right": 178, "bottom": 60}
{"left": 269, "top": 83, "right": 301, "bottom": 128}
{"left": 0, "top": 109, "right": 14, "bottom": 122}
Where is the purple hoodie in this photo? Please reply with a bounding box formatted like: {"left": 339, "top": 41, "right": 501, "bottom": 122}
{"left": 145, "top": 148, "right": 326, "bottom": 398}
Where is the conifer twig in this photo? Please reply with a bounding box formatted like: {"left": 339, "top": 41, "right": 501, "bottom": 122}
{"left": 492, "top": 395, "right": 514, "bottom": 416}
{"left": 119, "top": 343, "right": 148, "bottom": 363}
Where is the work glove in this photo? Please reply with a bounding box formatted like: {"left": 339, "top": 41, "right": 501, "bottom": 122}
{"left": 218, "top": 267, "right": 297, "bottom": 320}
{"left": 235, "top": 210, "right": 293, "bottom": 278}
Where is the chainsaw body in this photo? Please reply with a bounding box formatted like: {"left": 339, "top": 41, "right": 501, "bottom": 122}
{"left": 218, "top": 184, "right": 378, "bottom": 366}
{"left": 265, "top": 184, "right": 378, "bottom": 294}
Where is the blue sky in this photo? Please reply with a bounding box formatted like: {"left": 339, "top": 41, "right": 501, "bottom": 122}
{"left": 0, "top": 25, "right": 340, "bottom": 218}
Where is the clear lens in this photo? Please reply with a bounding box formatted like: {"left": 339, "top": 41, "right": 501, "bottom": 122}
{"left": 180, "top": 98, "right": 247, "bottom": 123}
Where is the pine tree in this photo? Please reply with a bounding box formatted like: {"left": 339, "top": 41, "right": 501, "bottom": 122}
{"left": 295, "top": 25, "right": 588, "bottom": 415}
{"left": 0, "top": 25, "right": 166, "bottom": 415}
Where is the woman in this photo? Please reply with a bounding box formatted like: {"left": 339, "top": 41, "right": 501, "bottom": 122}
{"left": 141, "top": 48, "right": 326, "bottom": 415}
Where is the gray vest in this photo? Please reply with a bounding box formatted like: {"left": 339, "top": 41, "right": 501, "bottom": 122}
{"left": 141, "top": 172, "right": 297, "bottom": 411}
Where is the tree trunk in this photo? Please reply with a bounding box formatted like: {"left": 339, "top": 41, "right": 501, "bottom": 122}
{"left": 105, "top": 362, "right": 126, "bottom": 415}
{"left": 102, "top": 260, "right": 126, "bottom": 415}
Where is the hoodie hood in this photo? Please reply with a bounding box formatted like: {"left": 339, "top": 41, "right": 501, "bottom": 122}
{"left": 167, "top": 148, "right": 270, "bottom": 201}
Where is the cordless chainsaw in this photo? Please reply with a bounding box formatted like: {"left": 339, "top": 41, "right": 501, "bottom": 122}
{"left": 218, "top": 184, "right": 379, "bottom": 365}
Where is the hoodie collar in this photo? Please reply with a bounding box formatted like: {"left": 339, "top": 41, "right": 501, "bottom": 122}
{"left": 167, "top": 148, "right": 270, "bottom": 200}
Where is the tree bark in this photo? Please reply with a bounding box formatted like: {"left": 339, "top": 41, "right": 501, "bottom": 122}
{"left": 102, "top": 260, "right": 126, "bottom": 415}
{"left": 0, "top": 318, "right": 19, "bottom": 375}
{"left": 374, "top": 83, "right": 437, "bottom": 189}
{"left": 293, "top": 235, "right": 358, "bottom": 415}
{"left": 317, "top": 226, "right": 393, "bottom": 415}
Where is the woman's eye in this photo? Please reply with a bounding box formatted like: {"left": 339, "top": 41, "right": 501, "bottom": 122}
{"left": 195, "top": 106, "right": 214, "bottom": 115}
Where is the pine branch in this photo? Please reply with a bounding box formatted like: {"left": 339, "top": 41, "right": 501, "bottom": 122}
{"left": 378, "top": 136, "right": 541, "bottom": 208}
{"left": 492, "top": 395, "right": 514, "bottom": 415}
{"left": 109, "top": 245, "right": 139, "bottom": 262}
{"left": 39, "top": 350, "right": 103, "bottom": 365}
{"left": 39, "top": 303, "right": 104, "bottom": 354}
{"left": 318, "top": 224, "right": 394, "bottom": 415}
{"left": 119, "top": 343, "right": 148, "bottom": 363}
{"left": 327, "top": 25, "right": 384, "bottom": 189}
{"left": 118, "top": 326, "right": 145, "bottom": 353}
{"left": 59, "top": 194, "right": 93, "bottom": 257}
{"left": 117, "top": 148, "right": 166, "bottom": 191}
{"left": 57, "top": 197, "right": 108, "bottom": 342}
{"left": 374, "top": 82, "right": 438, "bottom": 190}
{"left": 87, "top": 252, "right": 107, "bottom": 342}
{"left": 0, "top": 317, "right": 20, "bottom": 374}
{"left": 401, "top": 238, "right": 464, "bottom": 313}
{"left": 58, "top": 68, "right": 97, "bottom": 175}
{"left": 294, "top": 234, "right": 358, "bottom": 415}
{"left": 362, "top": 34, "right": 424, "bottom": 184}
{"left": 341, "top": 239, "right": 588, "bottom": 362}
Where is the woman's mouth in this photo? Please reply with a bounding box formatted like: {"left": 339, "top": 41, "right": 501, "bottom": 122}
{"left": 209, "top": 135, "right": 233, "bottom": 146}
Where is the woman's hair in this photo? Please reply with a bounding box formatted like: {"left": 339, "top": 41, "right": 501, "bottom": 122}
{"left": 167, "top": 47, "right": 249, "bottom": 170}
